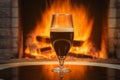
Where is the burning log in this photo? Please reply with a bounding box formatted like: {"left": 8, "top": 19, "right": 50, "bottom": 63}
{"left": 73, "top": 40, "right": 84, "bottom": 47}
{"left": 25, "top": 35, "right": 101, "bottom": 59}
{"left": 36, "top": 36, "right": 51, "bottom": 43}
{"left": 40, "top": 47, "right": 52, "bottom": 53}
{"left": 36, "top": 36, "right": 42, "bottom": 42}
{"left": 69, "top": 52, "right": 93, "bottom": 58}
{"left": 39, "top": 47, "right": 56, "bottom": 59}
{"left": 36, "top": 36, "right": 85, "bottom": 47}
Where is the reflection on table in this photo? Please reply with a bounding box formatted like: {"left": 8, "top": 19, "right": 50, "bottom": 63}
{"left": 0, "top": 64, "right": 120, "bottom": 80}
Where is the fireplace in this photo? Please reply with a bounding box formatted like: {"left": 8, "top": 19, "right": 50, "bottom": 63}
{"left": 1, "top": 1, "right": 120, "bottom": 80}
{"left": 17, "top": 0, "right": 120, "bottom": 59}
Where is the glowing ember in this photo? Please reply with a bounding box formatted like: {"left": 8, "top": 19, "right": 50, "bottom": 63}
{"left": 24, "top": 0, "right": 108, "bottom": 59}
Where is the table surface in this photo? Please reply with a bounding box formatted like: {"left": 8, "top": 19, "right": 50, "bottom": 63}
{"left": 0, "top": 61, "right": 120, "bottom": 80}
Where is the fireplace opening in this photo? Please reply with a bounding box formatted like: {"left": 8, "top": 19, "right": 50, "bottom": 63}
{"left": 19, "top": 0, "right": 110, "bottom": 59}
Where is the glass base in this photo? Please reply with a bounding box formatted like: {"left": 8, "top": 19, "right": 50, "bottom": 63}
{"left": 52, "top": 67, "right": 71, "bottom": 73}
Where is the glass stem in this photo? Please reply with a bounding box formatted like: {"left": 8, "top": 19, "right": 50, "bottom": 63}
{"left": 59, "top": 59, "right": 65, "bottom": 69}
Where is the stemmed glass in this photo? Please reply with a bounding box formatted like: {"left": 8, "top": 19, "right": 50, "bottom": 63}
{"left": 50, "top": 14, "right": 74, "bottom": 73}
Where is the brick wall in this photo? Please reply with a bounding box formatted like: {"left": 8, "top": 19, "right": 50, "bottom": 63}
{"left": 0, "top": 0, "right": 18, "bottom": 60}
{"left": 109, "top": 0, "right": 120, "bottom": 58}
{"left": 0, "top": 0, "right": 120, "bottom": 60}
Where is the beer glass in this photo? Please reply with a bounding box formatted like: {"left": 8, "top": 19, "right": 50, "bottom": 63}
{"left": 50, "top": 14, "right": 74, "bottom": 73}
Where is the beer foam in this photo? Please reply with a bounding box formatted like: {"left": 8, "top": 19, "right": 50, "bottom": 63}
{"left": 50, "top": 28, "right": 74, "bottom": 32}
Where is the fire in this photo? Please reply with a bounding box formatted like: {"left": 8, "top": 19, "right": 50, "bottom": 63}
{"left": 25, "top": 0, "right": 108, "bottom": 59}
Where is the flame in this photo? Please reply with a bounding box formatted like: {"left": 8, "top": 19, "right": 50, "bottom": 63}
{"left": 24, "top": 0, "right": 108, "bottom": 59}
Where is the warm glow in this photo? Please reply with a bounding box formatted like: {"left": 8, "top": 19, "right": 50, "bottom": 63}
{"left": 25, "top": 0, "right": 107, "bottom": 59}
{"left": 41, "top": 65, "right": 88, "bottom": 80}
